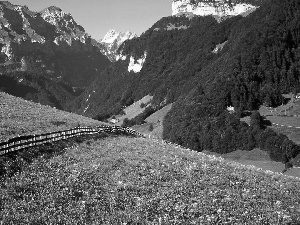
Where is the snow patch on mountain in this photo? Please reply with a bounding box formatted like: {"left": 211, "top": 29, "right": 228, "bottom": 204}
{"left": 154, "top": 23, "right": 189, "bottom": 32}
{"left": 116, "top": 54, "right": 127, "bottom": 61}
{"left": 86, "top": 94, "right": 91, "bottom": 102}
{"left": 128, "top": 52, "right": 147, "bottom": 73}
{"left": 172, "top": 0, "right": 259, "bottom": 20}
{"left": 166, "top": 23, "right": 189, "bottom": 31}
{"left": 83, "top": 104, "right": 90, "bottom": 113}
{"left": 212, "top": 40, "right": 227, "bottom": 53}
{"left": 1, "top": 43, "right": 13, "bottom": 60}
{"left": 101, "top": 29, "right": 118, "bottom": 44}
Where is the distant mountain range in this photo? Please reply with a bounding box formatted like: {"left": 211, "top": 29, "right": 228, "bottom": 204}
{"left": 0, "top": 1, "right": 111, "bottom": 111}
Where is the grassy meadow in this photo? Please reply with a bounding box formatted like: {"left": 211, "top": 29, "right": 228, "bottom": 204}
{"left": 132, "top": 103, "right": 173, "bottom": 139}
{"left": 115, "top": 95, "right": 153, "bottom": 126}
{"left": 1, "top": 136, "right": 300, "bottom": 224}
{"left": 0, "top": 92, "right": 105, "bottom": 142}
{"left": 204, "top": 149, "right": 300, "bottom": 178}
{"left": 266, "top": 116, "right": 300, "bottom": 128}
{"left": 242, "top": 101, "right": 300, "bottom": 145}
{"left": 270, "top": 123, "right": 300, "bottom": 145}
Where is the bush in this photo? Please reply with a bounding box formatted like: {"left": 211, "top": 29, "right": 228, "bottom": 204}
{"left": 250, "top": 111, "right": 263, "bottom": 129}
{"left": 149, "top": 124, "right": 154, "bottom": 131}
{"left": 122, "top": 118, "right": 135, "bottom": 127}
{"left": 119, "top": 110, "right": 126, "bottom": 115}
{"left": 93, "top": 113, "right": 110, "bottom": 122}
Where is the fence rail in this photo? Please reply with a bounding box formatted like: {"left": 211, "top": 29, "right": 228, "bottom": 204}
{"left": 0, "top": 125, "right": 145, "bottom": 156}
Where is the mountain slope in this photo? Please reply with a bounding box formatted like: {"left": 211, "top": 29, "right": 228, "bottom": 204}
{"left": 0, "top": 91, "right": 104, "bottom": 142}
{"left": 163, "top": 0, "right": 300, "bottom": 160}
{"left": 73, "top": 14, "right": 241, "bottom": 117}
{"left": 0, "top": 1, "right": 111, "bottom": 88}
{"left": 72, "top": 0, "right": 300, "bottom": 164}
{"left": 0, "top": 70, "right": 77, "bottom": 111}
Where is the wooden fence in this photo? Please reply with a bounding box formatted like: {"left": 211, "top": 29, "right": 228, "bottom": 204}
{"left": 0, "top": 125, "right": 145, "bottom": 156}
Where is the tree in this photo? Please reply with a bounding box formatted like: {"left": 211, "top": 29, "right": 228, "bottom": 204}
{"left": 250, "top": 111, "right": 263, "bottom": 129}
{"left": 122, "top": 118, "right": 131, "bottom": 127}
{"left": 148, "top": 124, "right": 154, "bottom": 131}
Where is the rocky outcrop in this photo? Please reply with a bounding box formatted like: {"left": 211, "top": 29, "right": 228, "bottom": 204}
{"left": 172, "top": 0, "right": 261, "bottom": 21}
{"left": 40, "top": 6, "right": 89, "bottom": 47}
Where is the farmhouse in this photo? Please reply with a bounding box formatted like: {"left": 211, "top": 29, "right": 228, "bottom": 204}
{"left": 110, "top": 118, "right": 119, "bottom": 124}
{"left": 227, "top": 106, "right": 235, "bottom": 113}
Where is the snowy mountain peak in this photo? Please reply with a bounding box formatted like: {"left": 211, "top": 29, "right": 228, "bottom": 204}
{"left": 45, "top": 6, "right": 63, "bottom": 12}
{"left": 99, "top": 30, "right": 137, "bottom": 62}
{"left": 172, "top": 0, "right": 261, "bottom": 20}
{"left": 101, "top": 30, "right": 136, "bottom": 45}
{"left": 101, "top": 29, "right": 119, "bottom": 44}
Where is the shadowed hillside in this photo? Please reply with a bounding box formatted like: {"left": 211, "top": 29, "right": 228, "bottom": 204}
{"left": 0, "top": 92, "right": 104, "bottom": 142}
{"left": 0, "top": 71, "right": 79, "bottom": 111}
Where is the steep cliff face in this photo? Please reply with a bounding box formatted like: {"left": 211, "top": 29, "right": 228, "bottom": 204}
{"left": 172, "top": 0, "right": 262, "bottom": 20}
{"left": 99, "top": 29, "right": 137, "bottom": 62}
{"left": 40, "top": 6, "right": 90, "bottom": 47}
{"left": 0, "top": 1, "right": 110, "bottom": 87}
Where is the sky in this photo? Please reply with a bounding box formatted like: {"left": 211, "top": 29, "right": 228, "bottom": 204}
{"left": 7, "top": 0, "right": 171, "bottom": 40}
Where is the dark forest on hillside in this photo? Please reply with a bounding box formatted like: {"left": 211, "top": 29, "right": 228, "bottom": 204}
{"left": 163, "top": 0, "right": 300, "bottom": 163}
{"left": 0, "top": 71, "right": 76, "bottom": 110}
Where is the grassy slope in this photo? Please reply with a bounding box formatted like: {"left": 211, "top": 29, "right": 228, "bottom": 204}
{"left": 1, "top": 136, "right": 300, "bottom": 224}
{"left": 0, "top": 92, "right": 105, "bottom": 142}
{"left": 145, "top": 103, "right": 173, "bottom": 124}
{"left": 115, "top": 95, "right": 153, "bottom": 125}
{"left": 240, "top": 99, "right": 300, "bottom": 144}
{"left": 133, "top": 103, "right": 173, "bottom": 139}
{"left": 270, "top": 123, "right": 300, "bottom": 145}
{"left": 263, "top": 99, "right": 300, "bottom": 144}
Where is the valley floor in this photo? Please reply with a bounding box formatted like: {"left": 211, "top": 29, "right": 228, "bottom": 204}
{"left": 204, "top": 148, "right": 300, "bottom": 179}
{"left": 1, "top": 136, "right": 300, "bottom": 224}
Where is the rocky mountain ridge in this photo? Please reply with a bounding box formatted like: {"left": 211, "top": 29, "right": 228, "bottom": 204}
{"left": 0, "top": 1, "right": 110, "bottom": 87}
